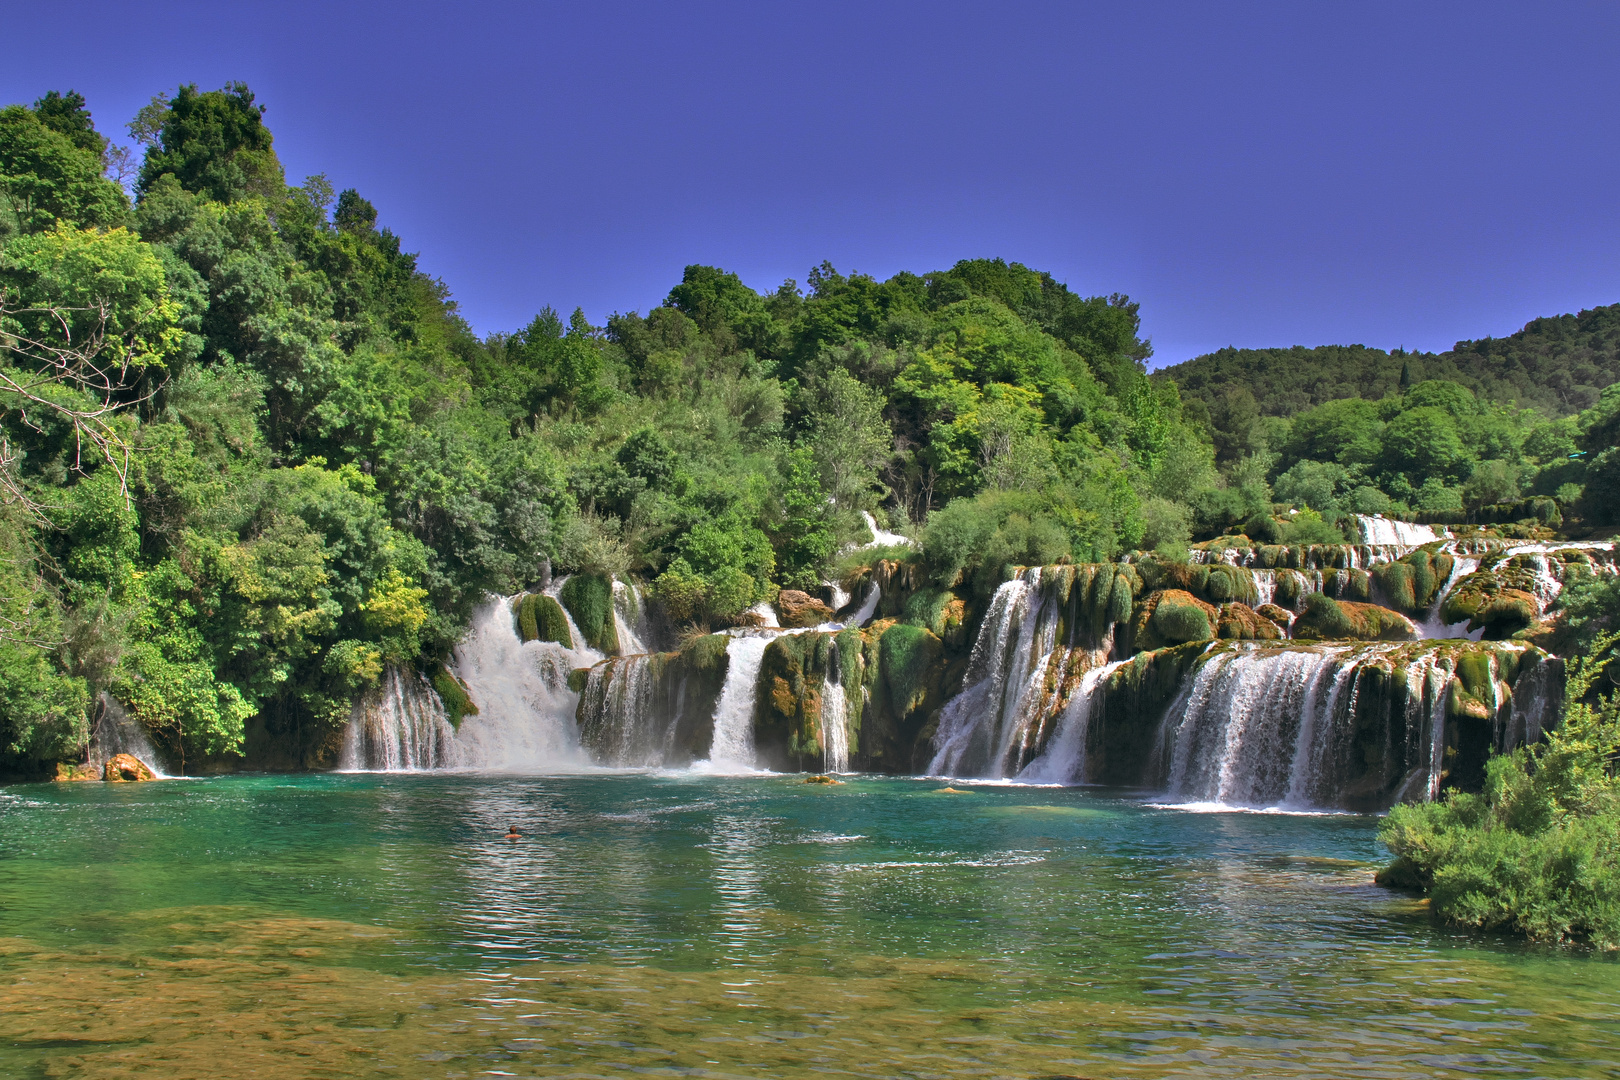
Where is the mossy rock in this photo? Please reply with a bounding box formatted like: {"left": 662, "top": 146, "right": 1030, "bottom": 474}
{"left": 1255, "top": 603, "right": 1294, "bottom": 631}
{"left": 878, "top": 623, "right": 943, "bottom": 721}
{"left": 1370, "top": 547, "right": 1454, "bottom": 615}
{"left": 515, "top": 593, "right": 573, "bottom": 647}
{"left": 1216, "top": 602, "right": 1284, "bottom": 641}
{"left": 1131, "top": 589, "right": 1218, "bottom": 652}
{"left": 559, "top": 573, "right": 619, "bottom": 653}
{"left": 1292, "top": 594, "right": 1416, "bottom": 642}
{"left": 431, "top": 667, "right": 479, "bottom": 730}
{"left": 1271, "top": 568, "right": 1314, "bottom": 610}
{"left": 1322, "top": 568, "right": 1371, "bottom": 603}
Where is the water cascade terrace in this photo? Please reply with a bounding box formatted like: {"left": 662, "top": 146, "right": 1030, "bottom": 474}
{"left": 338, "top": 515, "right": 1612, "bottom": 812}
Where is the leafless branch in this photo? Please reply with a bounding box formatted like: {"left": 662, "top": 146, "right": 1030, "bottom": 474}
{"left": 0, "top": 292, "right": 165, "bottom": 518}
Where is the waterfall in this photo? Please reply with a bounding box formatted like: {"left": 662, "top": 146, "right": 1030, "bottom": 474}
{"left": 1162, "top": 646, "right": 1353, "bottom": 807}
{"left": 613, "top": 578, "right": 652, "bottom": 655}
{"left": 445, "top": 594, "right": 600, "bottom": 769}
{"left": 1416, "top": 546, "right": 1482, "bottom": 639}
{"left": 821, "top": 650, "right": 850, "bottom": 773}
{"left": 827, "top": 581, "right": 851, "bottom": 614}
{"left": 859, "top": 510, "right": 914, "bottom": 548}
{"left": 928, "top": 569, "right": 1062, "bottom": 778}
{"left": 578, "top": 654, "right": 664, "bottom": 766}
{"left": 89, "top": 693, "right": 167, "bottom": 776}
{"left": 846, "top": 581, "right": 881, "bottom": 627}
{"left": 1019, "top": 659, "right": 1129, "bottom": 784}
{"left": 1354, "top": 515, "right": 1441, "bottom": 547}
{"left": 339, "top": 666, "right": 455, "bottom": 771}
{"left": 704, "top": 633, "right": 776, "bottom": 770}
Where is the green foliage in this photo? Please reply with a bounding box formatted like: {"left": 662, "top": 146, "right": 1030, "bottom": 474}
{"left": 431, "top": 667, "right": 477, "bottom": 730}
{"left": 515, "top": 593, "right": 572, "bottom": 648}
{"left": 136, "top": 84, "right": 282, "bottom": 203}
{"left": 1380, "top": 632, "right": 1620, "bottom": 946}
{"left": 558, "top": 573, "right": 618, "bottom": 653}
{"left": 0, "top": 95, "right": 128, "bottom": 240}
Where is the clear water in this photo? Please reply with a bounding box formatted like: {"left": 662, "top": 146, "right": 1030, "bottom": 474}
{"left": 4, "top": 773, "right": 1619, "bottom": 1078}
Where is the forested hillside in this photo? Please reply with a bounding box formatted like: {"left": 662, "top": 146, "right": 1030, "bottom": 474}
{"left": 2, "top": 82, "right": 1617, "bottom": 776}
{"left": 1163, "top": 306, "right": 1620, "bottom": 462}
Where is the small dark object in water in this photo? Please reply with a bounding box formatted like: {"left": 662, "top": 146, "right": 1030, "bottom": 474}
{"left": 504, "top": 825, "right": 522, "bottom": 839}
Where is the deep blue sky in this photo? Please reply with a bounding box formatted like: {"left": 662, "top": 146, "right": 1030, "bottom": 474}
{"left": 6, "top": 1, "right": 1619, "bottom": 367}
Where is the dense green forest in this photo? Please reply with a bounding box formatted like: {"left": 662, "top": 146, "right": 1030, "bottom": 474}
{"left": 1, "top": 82, "right": 1617, "bottom": 777}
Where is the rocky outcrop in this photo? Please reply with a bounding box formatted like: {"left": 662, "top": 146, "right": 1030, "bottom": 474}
{"left": 1130, "top": 589, "right": 1218, "bottom": 651}
{"left": 103, "top": 753, "right": 157, "bottom": 781}
{"left": 774, "top": 589, "right": 835, "bottom": 628}
{"left": 54, "top": 763, "right": 101, "bottom": 781}
{"left": 1216, "top": 602, "right": 1284, "bottom": 641}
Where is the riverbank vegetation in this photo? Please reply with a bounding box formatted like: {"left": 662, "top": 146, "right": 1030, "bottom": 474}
{"left": 2, "top": 75, "right": 1618, "bottom": 837}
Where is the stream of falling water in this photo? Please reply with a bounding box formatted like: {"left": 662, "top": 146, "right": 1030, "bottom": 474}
{"left": 1018, "top": 659, "right": 1129, "bottom": 784}
{"left": 821, "top": 652, "right": 850, "bottom": 773}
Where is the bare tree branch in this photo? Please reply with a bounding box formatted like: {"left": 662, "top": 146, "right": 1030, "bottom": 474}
{"left": 0, "top": 292, "right": 166, "bottom": 518}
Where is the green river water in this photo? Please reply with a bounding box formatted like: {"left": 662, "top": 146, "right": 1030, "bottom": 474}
{"left": 2, "top": 772, "right": 1618, "bottom": 1078}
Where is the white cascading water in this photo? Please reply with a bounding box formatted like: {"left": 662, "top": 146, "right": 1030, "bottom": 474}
{"left": 446, "top": 592, "right": 601, "bottom": 769}
{"left": 846, "top": 581, "right": 881, "bottom": 627}
{"left": 821, "top": 653, "right": 850, "bottom": 773}
{"left": 1354, "top": 514, "right": 1441, "bottom": 547}
{"left": 704, "top": 633, "right": 778, "bottom": 770}
{"left": 613, "top": 578, "right": 652, "bottom": 655}
{"left": 826, "top": 581, "right": 851, "bottom": 614}
{"left": 342, "top": 590, "right": 603, "bottom": 771}
{"left": 859, "top": 509, "right": 914, "bottom": 548}
{"left": 1161, "top": 646, "right": 1354, "bottom": 808}
{"left": 339, "top": 666, "right": 456, "bottom": 771}
{"left": 1018, "top": 658, "right": 1129, "bottom": 784}
{"left": 578, "top": 654, "right": 662, "bottom": 766}
{"left": 1416, "top": 546, "right": 1482, "bottom": 640}
{"left": 89, "top": 693, "right": 168, "bottom": 776}
{"left": 928, "top": 569, "right": 1060, "bottom": 778}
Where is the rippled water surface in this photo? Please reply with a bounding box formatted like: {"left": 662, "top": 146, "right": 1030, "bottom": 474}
{"left": 3, "top": 773, "right": 1619, "bottom": 1078}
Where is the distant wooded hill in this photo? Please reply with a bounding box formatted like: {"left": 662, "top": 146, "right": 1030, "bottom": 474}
{"left": 1159, "top": 304, "right": 1620, "bottom": 422}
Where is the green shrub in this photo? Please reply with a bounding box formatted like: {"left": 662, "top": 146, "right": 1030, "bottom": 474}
{"left": 559, "top": 573, "right": 619, "bottom": 653}
{"left": 1379, "top": 632, "right": 1620, "bottom": 947}
{"left": 516, "top": 594, "right": 572, "bottom": 647}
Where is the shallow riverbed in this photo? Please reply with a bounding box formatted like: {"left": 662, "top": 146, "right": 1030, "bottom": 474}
{"left": 3, "top": 772, "right": 1617, "bottom": 1078}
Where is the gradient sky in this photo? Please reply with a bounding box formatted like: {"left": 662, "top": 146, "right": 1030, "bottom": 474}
{"left": 6, "top": 1, "right": 1619, "bottom": 367}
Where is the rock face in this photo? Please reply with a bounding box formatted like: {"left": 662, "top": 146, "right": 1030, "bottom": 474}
{"left": 775, "top": 589, "right": 835, "bottom": 628}
{"left": 102, "top": 754, "right": 157, "bottom": 781}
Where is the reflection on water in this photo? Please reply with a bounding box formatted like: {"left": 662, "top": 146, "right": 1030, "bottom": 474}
{"left": 3, "top": 774, "right": 1620, "bottom": 1078}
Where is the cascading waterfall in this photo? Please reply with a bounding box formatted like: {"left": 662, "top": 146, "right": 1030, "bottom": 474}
{"left": 859, "top": 509, "right": 914, "bottom": 548}
{"left": 705, "top": 633, "right": 778, "bottom": 769}
{"left": 339, "top": 666, "right": 456, "bottom": 771}
{"left": 447, "top": 592, "right": 601, "bottom": 769}
{"left": 613, "top": 578, "right": 652, "bottom": 655}
{"left": 1354, "top": 515, "right": 1442, "bottom": 547}
{"left": 1416, "top": 546, "right": 1481, "bottom": 639}
{"left": 578, "top": 654, "right": 663, "bottom": 766}
{"left": 821, "top": 647, "right": 850, "bottom": 773}
{"left": 846, "top": 581, "right": 881, "bottom": 627}
{"left": 1160, "top": 646, "right": 1354, "bottom": 808}
{"left": 89, "top": 693, "right": 167, "bottom": 775}
{"left": 1018, "top": 659, "right": 1129, "bottom": 784}
{"left": 928, "top": 569, "right": 1060, "bottom": 778}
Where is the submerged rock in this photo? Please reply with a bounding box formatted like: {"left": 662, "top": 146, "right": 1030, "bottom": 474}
{"left": 102, "top": 754, "right": 157, "bottom": 782}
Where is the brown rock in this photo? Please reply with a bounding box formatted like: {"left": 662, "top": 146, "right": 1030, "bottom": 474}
{"left": 103, "top": 753, "right": 157, "bottom": 782}
{"left": 776, "top": 589, "right": 835, "bottom": 628}
{"left": 54, "top": 763, "right": 101, "bottom": 781}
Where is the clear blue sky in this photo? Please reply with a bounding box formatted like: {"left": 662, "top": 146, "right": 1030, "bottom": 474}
{"left": 6, "top": 1, "right": 1619, "bottom": 367}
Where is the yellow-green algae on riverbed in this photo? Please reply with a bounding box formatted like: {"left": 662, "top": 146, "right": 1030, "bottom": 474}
{"left": 4, "top": 773, "right": 1620, "bottom": 1078}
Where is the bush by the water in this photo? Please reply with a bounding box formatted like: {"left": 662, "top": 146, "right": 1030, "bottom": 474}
{"left": 1379, "top": 629, "right": 1620, "bottom": 946}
